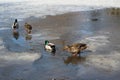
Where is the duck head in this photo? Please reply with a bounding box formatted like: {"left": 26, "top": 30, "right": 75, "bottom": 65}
{"left": 24, "top": 23, "right": 28, "bottom": 27}
{"left": 80, "top": 44, "right": 87, "bottom": 50}
{"left": 15, "top": 19, "right": 17, "bottom": 22}
{"left": 45, "top": 40, "right": 49, "bottom": 45}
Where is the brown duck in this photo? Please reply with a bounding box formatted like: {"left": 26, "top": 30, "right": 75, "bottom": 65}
{"left": 24, "top": 23, "right": 32, "bottom": 34}
{"left": 63, "top": 43, "right": 87, "bottom": 56}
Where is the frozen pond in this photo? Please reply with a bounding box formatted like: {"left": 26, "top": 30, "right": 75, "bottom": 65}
{"left": 0, "top": 1, "right": 120, "bottom": 80}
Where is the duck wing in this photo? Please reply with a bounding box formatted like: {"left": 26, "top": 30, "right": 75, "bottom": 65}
{"left": 48, "top": 43, "right": 55, "bottom": 46}
{"left": 71, "top": 43, "right": 87, "bottom": 49}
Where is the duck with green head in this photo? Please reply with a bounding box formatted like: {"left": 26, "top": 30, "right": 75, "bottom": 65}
{"left": 44, "top": 40, "right": 56, "bottom": 54}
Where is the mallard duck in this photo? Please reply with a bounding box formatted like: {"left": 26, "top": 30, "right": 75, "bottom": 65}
{"left": 12, "top": 19, "right": 19, "bottom": 30}
{"left": 44, "top": 40, "right": 56, "bottom": 54}
{"left": 24, "top": 23, "right": 32, "bottom": 34}
{"left": 63, "top": 43, "right": 87, "bottom": 56}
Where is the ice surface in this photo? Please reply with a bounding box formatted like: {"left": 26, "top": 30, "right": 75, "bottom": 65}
{"left": 0, "top": 0, "right": 119, "bottom": 7}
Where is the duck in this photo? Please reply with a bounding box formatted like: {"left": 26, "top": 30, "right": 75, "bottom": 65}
{"left": 44, "top": 40, "right": 56, "bottom": 54}
{"left": 24, "top": 23, "right": 32, "bottom": 34}
{"left": 63, "top": 43, "right": 87, "bottom": 56}
{"left": 12, "top": 19, "right": 19, "bottom": 30}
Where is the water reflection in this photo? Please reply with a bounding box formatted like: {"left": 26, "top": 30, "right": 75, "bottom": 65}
{"left": 25, "top": 34, "right": 32, "bottom": 40}
{"left": 63, "top": 56, "right": 86, "bottom": 65}
{"left": 12, "top": 30, "right": 19, "bottom": 40}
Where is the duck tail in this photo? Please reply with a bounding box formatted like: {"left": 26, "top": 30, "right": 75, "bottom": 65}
{"left": 51, "top": 45, "right": 56, "bottom": 53}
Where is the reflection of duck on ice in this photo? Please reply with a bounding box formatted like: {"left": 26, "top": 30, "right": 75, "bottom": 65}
{"left": 25, "top": 34, "right": 32, "bottom": 40}
{"left": 12, "top": 19, "right": 19, "bottom": 40}
{"left": 12, "top": 30, "right": 19, "bottom": 40}
{"left": 63, "top": 56, "right": 86, "bottom": 65}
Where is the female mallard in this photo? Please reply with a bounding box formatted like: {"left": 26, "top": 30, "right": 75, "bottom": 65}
{"left": 63, "top": 43, "right": 87, "bottom": 56}
{"left": 24, "top": 23, "right": 32, "bottom": 34}
{"left": 44, "top": 40, "right": 56, "bottom": 54}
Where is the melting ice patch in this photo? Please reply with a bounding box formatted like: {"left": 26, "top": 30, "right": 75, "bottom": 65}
{"left": 0, "top": 27, "right": 11, "bottom": 31}
{"left": 0, "top": 2, "right": 105, "bottom": 23}
{"left": 76, "top": 35, "right": 120, "bottom": 71}
{"left": 0, "top": 0, "right": 119, "bottom": 7}
{"left": 80, "top": 35, "right": 109, "bottom": 51}
{"left": 86, "top": 51, "right": 120, "bottom": 71}
{"left": 0, "top": 35, "right": 40, "bottom": 66}
{"left": 0, "top": 0, "right": 119, "bottom": 24}
{"left": 0, "top": 53, "right": 40, "bottom": 63}
{"left": 32, "top": 30, "right": 60, "bottom": 41}
{"left": 0, "top": 38, "right": 6, "bottom": 52}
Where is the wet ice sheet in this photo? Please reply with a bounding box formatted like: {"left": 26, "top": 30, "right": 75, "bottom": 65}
{"left": 0, "top": 2, "right": 119, "bottom": 79}
{"left": 32, "top": 29, "right": 60, "bottom": 42}
{"left": 0, "top": 1, "right": 104, "bottom": 25}
{"left": 0, "top": 28, "right": 41, "bottom": 66}
{"left": 74, "top": 33, "right": 120, "bottom": 71}
{"left": 86, "top": 51, "right": 120, "bottom": 71}
{"left": 0, "top": 0, "right": 119, "bottom": 7}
